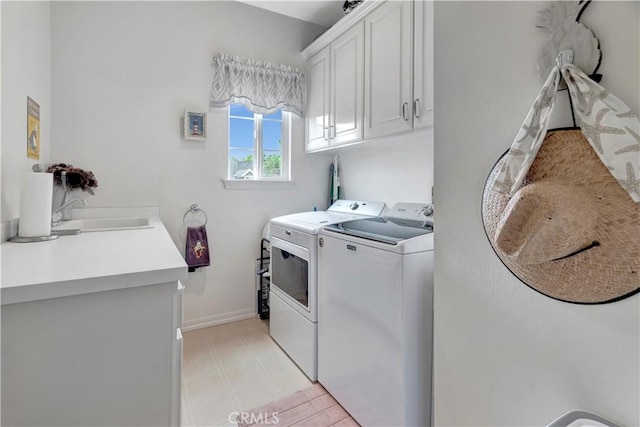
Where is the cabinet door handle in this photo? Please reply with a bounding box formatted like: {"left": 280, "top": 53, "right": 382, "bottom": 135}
{"left": 329, "top": 124, "right": 335, "bottom": 139}
{"left": 402, "top": 102, "right": 409, "bottom": 121}
{"left": 414, "top": 99, "right": 421, "bottom": 119}
{"left": 323, "top": 126, "right": 328, "bottom": 141}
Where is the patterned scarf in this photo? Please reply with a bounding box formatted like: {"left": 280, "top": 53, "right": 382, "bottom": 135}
{"left": 492, "top": 63, "right": 640, "bottom": 203}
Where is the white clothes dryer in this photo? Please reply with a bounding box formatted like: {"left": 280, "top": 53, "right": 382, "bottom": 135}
{"left": 269, "top": 200, "right": 387, "bottom": 381}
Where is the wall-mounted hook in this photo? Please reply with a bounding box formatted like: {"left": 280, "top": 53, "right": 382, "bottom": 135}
{"left": 556, "top": 49, "right": 574, "bottom": 67}
{"left": 536, "top": 1, "right": 601, "bottom": 82}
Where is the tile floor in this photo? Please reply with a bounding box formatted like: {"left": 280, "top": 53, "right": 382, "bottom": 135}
{"left": 181, "top": 318, "right": 314, "bottom": 427}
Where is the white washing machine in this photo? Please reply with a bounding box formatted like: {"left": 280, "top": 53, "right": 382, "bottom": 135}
{"left": 269, "top": 200, "right": 387, "bottom": 381}
{"left": 318, "top": 203, "right": 434, "bottom": 426}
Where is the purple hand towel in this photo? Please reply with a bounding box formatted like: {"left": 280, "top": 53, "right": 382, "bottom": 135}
{"left": 186, "top": 226, "right": 210, "bottom": 272}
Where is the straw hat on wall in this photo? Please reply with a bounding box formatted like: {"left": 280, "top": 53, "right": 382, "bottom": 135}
{"left": 482, "top": 129, "right": 640, "bottom": 304}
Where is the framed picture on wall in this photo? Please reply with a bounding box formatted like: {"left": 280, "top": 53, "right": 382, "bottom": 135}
{"left": 184, "top": 109, "right": 207, "bottom": 141}
{"left": 27, "top": 97, "right": 41, "bottom": 160}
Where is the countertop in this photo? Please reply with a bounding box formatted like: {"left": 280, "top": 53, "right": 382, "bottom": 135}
{"left": 1, "top": 207, "right": 188, "bottom": 305}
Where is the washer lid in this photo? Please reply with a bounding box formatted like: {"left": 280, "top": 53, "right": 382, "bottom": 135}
{"left": 324, "top": 217, "right": 433, "bottom": 245}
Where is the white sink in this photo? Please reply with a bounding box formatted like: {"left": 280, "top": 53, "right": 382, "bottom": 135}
{"left": 53, "top": 217, "right": 153, "bottom": 233}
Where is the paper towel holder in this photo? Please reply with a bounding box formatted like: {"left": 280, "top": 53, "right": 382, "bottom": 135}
{"left": 9, "top": 168, "right": 58, "bottom": 243}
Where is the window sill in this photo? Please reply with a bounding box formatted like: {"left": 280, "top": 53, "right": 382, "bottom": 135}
{"left": 222, "top": 179, "right": 296, "bottom": 190}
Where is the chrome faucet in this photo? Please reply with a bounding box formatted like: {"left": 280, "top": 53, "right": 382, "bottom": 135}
{"left": 51, "top": 170, "right": 87, "bottom": 226}
{"left": 52, "top": 197, "right": 87, "bottom": 226}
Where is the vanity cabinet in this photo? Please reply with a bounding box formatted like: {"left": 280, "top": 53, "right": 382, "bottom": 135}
{"left": 1, "top": 280, "right": 184, "bottom": 427}
{"left": 306, "top": 22, "right": 364, "bottom": 152}
{"left": 303, "top": 0, "right": 433, "bottom": 151}
{"left": 1, "top": 210, "right": 187, "bottom": 427}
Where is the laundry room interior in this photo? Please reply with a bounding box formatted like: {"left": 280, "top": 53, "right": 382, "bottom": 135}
{"left": 1, "top": 1, "right": 638, "bottom": 427}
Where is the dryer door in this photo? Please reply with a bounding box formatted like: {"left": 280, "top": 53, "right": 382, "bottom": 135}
{"left": 270, "top": 236, "right": 310, "bottom": 313}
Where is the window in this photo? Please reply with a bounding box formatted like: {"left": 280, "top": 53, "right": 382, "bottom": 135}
{"left": 228, "top": 104, "right": 290, "bottom": 180}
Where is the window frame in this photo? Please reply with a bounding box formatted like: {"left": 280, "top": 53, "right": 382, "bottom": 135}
{"left": 227, "top": 105, "right": 291, "bottom": 182}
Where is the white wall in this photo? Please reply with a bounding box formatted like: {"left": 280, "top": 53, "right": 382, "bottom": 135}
{"left": 50, "top": 1, "right": 330, "bottom": 327}
{"left": 433, "top": 2, "right": 639, "bottom": 426}
{"left": 1, "top": 1, "right": 51, "bottom": 228}
{"left": 339, "top": 128, "right": 434, "bottom": 206}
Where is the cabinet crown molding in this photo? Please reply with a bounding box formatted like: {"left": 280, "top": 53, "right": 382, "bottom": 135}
{"left": 302, "top": 0, "right": 385, "bottom": 59}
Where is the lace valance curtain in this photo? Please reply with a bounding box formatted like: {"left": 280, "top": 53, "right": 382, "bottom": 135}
{"left": 210, "top": 53, "right": 305, "bottom": 117}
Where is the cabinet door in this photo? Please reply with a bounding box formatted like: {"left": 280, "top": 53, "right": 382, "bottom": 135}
{"left": 170, "top": 281, "right": 184, "bottom": 426}
{"left": 170, "top": 328, "right": 183, "bottom": 426}
{"left": 330, "top": 21, "right": 364, "bottom": 146}
{"left": 413, "top": 0, "right": 434, "bottom": 129}
{"left": 1, "top": 283, "right": 177, "bottom": 426}
{"left": 364, "top": 0, "right": 413, "bottom": 139}
{"left": 306, "top": 47, "right": 331, "bottom": 152}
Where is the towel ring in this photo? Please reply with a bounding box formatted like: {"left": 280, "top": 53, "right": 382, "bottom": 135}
{"left": 183, "top": 204, "right": 208, "bottom": 226}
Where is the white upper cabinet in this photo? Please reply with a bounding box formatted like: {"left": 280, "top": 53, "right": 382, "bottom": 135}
{"left": 306, "top": 22, "right": 364, "bottom": 152}
{"left": 303, "top": 0, "right": 433, "bottom": 152}
{"left": 306, "top": 47, "right": 331, "bottom": 152}
{"left": 331, "top": 22, "right": 364, "bottom": 146}
{"left": 413, "top": 0, "right": 434, "bottom": 129}
{"left": 364, "top": 1, "right": 413, "bottom": 138}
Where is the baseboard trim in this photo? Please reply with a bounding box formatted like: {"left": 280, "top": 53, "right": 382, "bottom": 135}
{"left": 182, "top": 308, "right": 256, "bottom": 332}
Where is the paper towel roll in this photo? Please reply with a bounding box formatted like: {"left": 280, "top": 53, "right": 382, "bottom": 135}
{"left": 18, "top": 172, "right": 53, "bottom": 237}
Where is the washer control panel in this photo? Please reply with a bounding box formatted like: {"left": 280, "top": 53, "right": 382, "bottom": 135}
{"left": 386, "top": 203, "right": 434, "bottom": 221}
{"left": 328, "top": 200, "right": 387, "bottom": 217}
